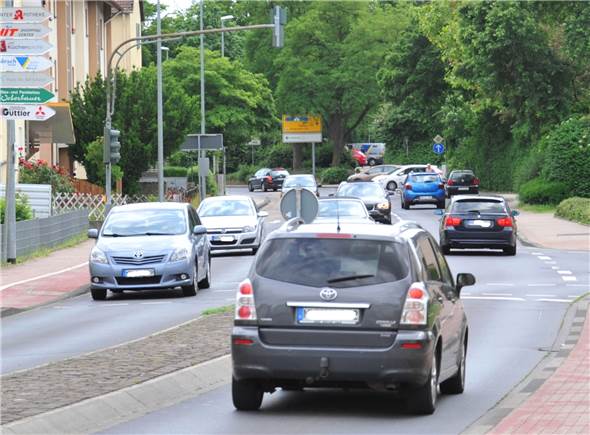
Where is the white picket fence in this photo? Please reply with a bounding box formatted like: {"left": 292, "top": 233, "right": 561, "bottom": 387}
{"left": 52, "top": 193, "right": 154, "bottom": 221}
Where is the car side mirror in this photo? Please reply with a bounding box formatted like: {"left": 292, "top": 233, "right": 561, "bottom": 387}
{"left": 192, "top": 225, "right": 207, "bottom": 236}
{"left": 257, "top": 211, "right": 269, "bottom": 218}
{"left": 456, "top": 273, "right": 476, "bottom": 293}
{"left": 434, "top": 209, "right": 444, "bottom": 216}
{"left": 88, "top": 229, "right": 98, "bottom": 239}
{"left": 511, "top": 210, "right": 519, "bottom": 217}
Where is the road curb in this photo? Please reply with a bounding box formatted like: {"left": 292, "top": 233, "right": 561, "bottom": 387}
{"left": 1, "top": 355, "right": 231, "bottom": 435}
{"left": 462, "top": 294, "right": 590, "bottom": 434}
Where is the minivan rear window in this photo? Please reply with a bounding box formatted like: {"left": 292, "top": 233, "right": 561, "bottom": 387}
{"left": 452, "top": 200, "right": 506, "bottom": 214}
{"left": 256, "top": 238, "right": 409, "bottom": 288}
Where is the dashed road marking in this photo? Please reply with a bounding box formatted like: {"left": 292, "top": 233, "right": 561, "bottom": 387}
{"left": 557, "top": 270, "right": 573, "bottom": 275}
{"left": 269, "top": 220, "right": 281, "bottom": 224}
{"left": 526, "top": 294, "right": 557, "bottom": 297}
{"left": 568, "top": 295, "right": 582, "bottom": 298}
{"left": 551, "top": 266, "right": 560, "bottom": 270}
{"left": 562, "top": 276, "right": 577, "bottom": 282}
{"left": 544, "top": 261, "right": 557, "bottom": 264}
{"left": 538, "top": 256, "right": 552, "bottom": 260}
{"left": 535, "top": 298, "right": 572, "bottom": 303}
{"left": 0, "top": 262, "right": 89, "bottom": 292}
{"left": 462, "top": 296, "right": 526, "bottom": 302}
{"left": 527, "top": 283, "right": 556, "bottom": 287}
{"left": 566, "top": 284, "right": 588, "bottom": 287}
{"left": 531, "top": 252, "right": 542, "bottom": 255}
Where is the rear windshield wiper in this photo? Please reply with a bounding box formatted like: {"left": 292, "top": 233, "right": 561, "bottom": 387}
{"left": 466, "top": 209, "right": 482, "bottom": 214}
{"left": 327, "top": 274, "right": 374, "bottom": 284}
{"left": 102, "top": 233, "right": 134, "bottom": 237}
{"left": 144, "top": 232, "right": 178, "bottom": 236}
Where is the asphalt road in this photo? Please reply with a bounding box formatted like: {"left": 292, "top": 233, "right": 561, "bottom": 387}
{"left": 103, "top": 187, "right": 589, "bottom": 434}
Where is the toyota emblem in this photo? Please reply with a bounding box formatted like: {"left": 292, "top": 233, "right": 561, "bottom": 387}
{"left": 133, "top": 249, "right": 144, "bottom": 259}
{"left": 320, "top": 288, "right": 337, "bottom": 301}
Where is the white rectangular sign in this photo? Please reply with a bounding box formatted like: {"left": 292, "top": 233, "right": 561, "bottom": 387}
{"left": 1, "top": 104, "right": 55, "bottom": 121}
{"left": 0, "top": 55, "right": 52, "bottom": 72}
{"left": 0, "top": 8, "right": 51, "bottom": 23}
{"left": 282, "top": 133, "right": 322, "bottom": 143}
{"left": 0, "top": 23, "right": 50, "bottom": 39}
{"left": 0, "top": 72, "right": 52, "bottom": 87}
{"left": 0, "top": 38, "right": 52, "bottom": 55}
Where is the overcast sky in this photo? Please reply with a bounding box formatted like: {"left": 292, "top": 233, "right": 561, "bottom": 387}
{"left": 158, "top": 0, "right": 196, "bottom": 15}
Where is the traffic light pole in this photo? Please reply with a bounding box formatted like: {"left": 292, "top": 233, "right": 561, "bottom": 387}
{"left": 103, "top": 14, "right": 284, "bottom": 210}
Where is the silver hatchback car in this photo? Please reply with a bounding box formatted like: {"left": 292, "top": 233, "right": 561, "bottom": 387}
{"left": 88, "top": 202, "right": 211, "bottom": 300}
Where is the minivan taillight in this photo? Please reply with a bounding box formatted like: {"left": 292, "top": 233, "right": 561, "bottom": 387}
{"left": 405, "top": 184, "right": 412, "bottom": 190}
{"left": 472, "top": 177, "right": 480, "bottom": 186}
{"left": 444, "top": 216, "right": 462, "bottom": 227}
{"left": 447, "top": 179, "right": 454, "bottom": 186}
{"left": 496, "top": 217, "right": 513, "bottom": 227}
{"left": 400, "top": 283, "right": 428, "bottom": 326}
{"left": 235, "top": 279, "right": 257, "bottom": 321}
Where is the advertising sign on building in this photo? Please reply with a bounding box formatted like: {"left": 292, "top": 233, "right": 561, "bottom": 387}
{"left": 0, "top": 23, "right": 51, "bottom": 39}
{"left": 0, "top": 87, "right": 54, "bottom": 103}
{"left": 0, "top": 71, "right": 52, "bottom": 87}
{"left": 0, "top": 7, "right": 51, "bottom": 23}
{"left": 1, "top": 104, "right": 55, "bottom": 121}
{"left": 0, "top": 55, "right": 52, "bottom": 72}
{"left": 0, "top": 38, "right": 52, "bottom": 55}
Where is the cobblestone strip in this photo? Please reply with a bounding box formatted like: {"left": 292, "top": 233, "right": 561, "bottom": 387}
{"left": 1, "top": 312, "right": 233, "bottom": 425}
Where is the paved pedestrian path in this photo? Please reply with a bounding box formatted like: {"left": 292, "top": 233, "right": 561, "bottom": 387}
{"left": 489, "top": 307, "right": 590, "bottom": 434}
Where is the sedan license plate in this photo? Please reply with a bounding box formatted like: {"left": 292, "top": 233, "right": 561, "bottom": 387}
{"left": 467, "top": 219, "right": 492, "bottom": 228}
{"left": 420, "top": 196, "right": 434, "bottom": 200}
{"left": 123, "top": 269, "right": 155, "bottom": 278}
{"left": 219, "top": 235, "right": 235, "bottom": 242}
{"left": 296, "top": 307, "right": 359, "bottom": 325}
{"left": 458, "top": 187, "right": 469, "bottom": 191}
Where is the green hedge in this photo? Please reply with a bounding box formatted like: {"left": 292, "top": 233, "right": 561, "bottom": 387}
{"left": 0, "top": 194, "right": 33, "bottom": 224}
{"left": 230, "top": 164, "right": 258, "bottom": 184}
{"left": 555, "top": 197, "right": 590, "bottom": 225}
{"left": 320, "top": 166, "right": 351, "bottom": 184}
{"left": 163, "top": 166, "right": 188, "bottom": 177}
{"left": 519, "top": 177, "right": 569, "bottom": 205}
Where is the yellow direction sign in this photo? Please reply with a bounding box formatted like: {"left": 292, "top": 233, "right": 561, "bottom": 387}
{"left": 282, "top": 115, "right": 322, "bottom": 134}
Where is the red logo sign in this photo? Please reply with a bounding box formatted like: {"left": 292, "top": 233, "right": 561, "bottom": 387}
{"left": 13, "top": 9, "right": 24, "bottom": 20}
{"left": 0, "top": 28, "right": 19, "bottom": 37}
{"left": 35, "top": 106, "right": 45, "bottom": 116}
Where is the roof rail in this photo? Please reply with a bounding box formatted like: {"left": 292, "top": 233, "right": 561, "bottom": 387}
{"left": 285, "top": 217, "right": 305, "bottom": 232}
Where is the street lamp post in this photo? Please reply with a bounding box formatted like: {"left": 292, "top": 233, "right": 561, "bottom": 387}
{"left": 156, "top": 0, "right": 164, "bottom": 202}
{"left": 220, "top": 15, "right": 234, "bottom": 58}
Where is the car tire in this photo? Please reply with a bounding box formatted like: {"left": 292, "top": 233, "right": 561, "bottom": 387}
{"left": 91, "top": 288, "right": 107, "bottom": 301}
{"left": 437, "top": 200, "right": 445, "bottom": 209}
{"left": 198, "top": 257, "right": 211, "bottom": 289}
{"left": 263, "top": 183, "right": 269, "bottom": 192}
{"left": 440, "top": 337, "right": 467, "bottom": 395}
{"left": 273, "top": 188, "right": 277, "bottom": 192}
{"left": 441, "top": 244, "right": 451, "bottom": 255}
{"left": 232, "top": 377, "right": 263, "bottom": 411}
{"left": 504, "top": 245, "right": 517, "bottom": 256}
{"left": 408, "top": 348, "right": 438, "bottom": 415}
{"left": 368, "top": 158, "right": 376, "bottom": 166}
{"left": 181, "top": 263, "right": 198, "bottom": 297}
{"left": 248, "top": 182, "right": 254, "bottom": 192}
{"left": 387, "top": 181, "right": 397, "bottom": 191}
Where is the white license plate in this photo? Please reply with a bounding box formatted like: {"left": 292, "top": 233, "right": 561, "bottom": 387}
{"left": 458, "top": 187, "right": 469, "bottom": 191}
{"left": 297, "top": 307, "right": 359, "bottom": 324}
{"left": 420, "top": 196, "right": 434, "bottom": 200}
{"left": 123, "top": 269, "right": 155, "bottom": 278}
{"left": 468, "top": 219, "right": 492, "bottom": 228}
{"left": 219, "top": 235, "right": 235, "bottom": 242}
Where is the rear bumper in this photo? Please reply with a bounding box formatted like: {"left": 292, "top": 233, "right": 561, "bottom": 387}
{"left": 447, "top": 186, "right": 479, "bottom": 195}
{"left": 208, "top": 231, "right": 260, "bottom": 251}
{"left": 404, "top": 191, "right": 445, "bottom": 204}
{"left": 232, "top": 326, "right": 435, "bottom": 387}
{"left": 441, "top": 228, "right": 516, "bottom": 248}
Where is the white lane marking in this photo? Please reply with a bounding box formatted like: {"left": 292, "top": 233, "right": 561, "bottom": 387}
{"left": 462, "top": 296, "right": 525, "bottom": 301}
{"left": 269, "top": 220, "right": 281, "bottom": 224}
{"left": 526, "top": 294, "right": 557, "bottom": 297}
{"left": 552, "top": 266, "right": 560, "bottom": 270}
{"left": 557, "top": 270, "right": 573, "bottom": 275}
{"left": 536, "top": 298, "right": 573, "bottom": 303}
{"left": 562, "top": 276, "right": 577, "bottom": 282}
{"left": 483, "top": 292, "right": 513, "bottom": 296}
{"left": 544, "top": 261, "right": 557, "bottom": 265}
{"left": 527, "top": 283, "right": 556, "bottom": 287}
{"left": 538, "top": 256, "right": 552, "bottom": 260}
{"left": 140, "top": 301, "right": 173, "bottom": 305}
{"left": 531, "top": 252, "right": 542, "bottom": 255}
{"left": 52, "top": 305, "right": 71, "bottom": 309}
{"left": 566, "top": 284, "right": 588, "bottom": 287}
{"left": 100, "top": 303, "right": 129, "bottom": 307}
{"left": 487, "top": 283, "right": 515, "bottom": 286}
{"left": 0, "top": 262, "right": 89, "bottom": 292}
{"left": 568, "top": 295, "right": 582, "bottom": 298}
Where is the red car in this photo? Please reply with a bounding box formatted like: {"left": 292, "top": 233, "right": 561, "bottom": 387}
{"left": 352, "top": 148, "right": 367, "bottom": 166}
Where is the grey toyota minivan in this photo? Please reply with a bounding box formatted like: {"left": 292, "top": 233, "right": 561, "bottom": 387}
{"left": 231, "top": 220, "right": 475, "bottom": 414}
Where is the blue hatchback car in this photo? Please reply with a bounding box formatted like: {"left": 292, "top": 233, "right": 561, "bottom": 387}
{"left": 401, "top": 173, "right": 446, "bottom": 209}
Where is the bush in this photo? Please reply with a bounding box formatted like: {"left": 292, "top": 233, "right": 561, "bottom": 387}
{"left": 167, "top": 151, "right": 198, "bottom": 167}
{"left": 555, "top": 197, "right": 590, "bottom": 225}
{"left": 0, "top": 194, "right": 34, "bottom": 224}
{"left": 163, "top": 166, "right": 188, "bottom": 177}
{"left": 519, "top": 177, "right": 569, "bottom": 205}
{"left": 230, "top": 164, "right": 258, "bottom": 184}
{"left": 259, "top": 143, "right": 292, "bottom": 168}
{"left": 18, "top": 159, "right": 74, "bottom": 193}
{"left": 320, "top": 166, "right": 351, "bottom": 184}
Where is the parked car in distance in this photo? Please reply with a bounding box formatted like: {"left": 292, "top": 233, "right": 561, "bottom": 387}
{"left": 248, "top": 168, "right": 289, "bottom": 192}
{"left": 347, "top": 164, "right": 400, "bottom": 182}
{"left": 315, "top": 197, "right": 373, "bottom": 223}
{"left": 197, "top": 195, "right": 268, "bottom": 255}
{"left": 437, "top": 195, "right": 518, "bottom": 255}
{"left": 446, "top": 170, "right": 480, "bottom": 197}
{"left": 231, "top": 220, "right": 475, "bottom": 414}
{"left": 281, "top": 174, "right": 319, "bottom": 197}
{"left": 351, "top": 148, "right": 367, "bottom": 167}
{"left": 335, "top": 181, "right": 392, "bottom": 224}
{"left": 401, "top": 173, "right": 446, "bottom": 209}
{"left": 376, "top": 164, "right": 439, "bottom": 192}
{"left": 87, "top": 202, "right": 211, "bottom": 300}
{"left": 349, "top": 143, "right": 386, "bottom": 166}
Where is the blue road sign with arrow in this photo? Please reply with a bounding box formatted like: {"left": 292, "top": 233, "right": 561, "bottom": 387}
{"left": 433, "top": 143, "right": 445, "bottom": 155}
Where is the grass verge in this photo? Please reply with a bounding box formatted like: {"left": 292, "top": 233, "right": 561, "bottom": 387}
{"left": 202, "top": 305, "right": 234, "bottom": 316}
{"left": 2, "top": 231, "right": 88, "bottom": 267}
{"left": 520, "top": 203, "right": 557, "bottom": 213}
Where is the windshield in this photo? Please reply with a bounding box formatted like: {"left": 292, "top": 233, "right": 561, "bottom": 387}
{"left": 102, "top": 209, "right": 187, "bottom": 236}
{"left": 271, "top": 170, "right": 289, "bottom": 177}
{"left": 452, "top": 200, "right": 506, "bottom": 214}
{"left": 283, "top": 175, "right": 316, "bottom": 188}
{"left": 337, "top": 183, "right": 383, "bottom": 198}
{"left": 450, "top": 172, "right": 475, "bottom": 181}
{"left": 318, "top": 200, "right": 367, "bottom": 218}
{"left": 410, "top": 174, "right": 441, "bottom": 183}
{"left": 257, "top": 238, "right": 409, "bottom": 288}
{"left": 198, "top": 199, "right": 253, "bottom": 217}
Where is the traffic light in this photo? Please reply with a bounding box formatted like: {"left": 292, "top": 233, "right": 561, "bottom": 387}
{"left": 103, "top": 126, "right": 121, "bottom": 164}
{"left": 272, "top": 6, "right": 286, "bottom": 48}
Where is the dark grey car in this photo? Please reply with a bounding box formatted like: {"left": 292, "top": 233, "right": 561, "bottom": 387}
{"left": 231, "top": 220, "right": 475, "bottom": 414}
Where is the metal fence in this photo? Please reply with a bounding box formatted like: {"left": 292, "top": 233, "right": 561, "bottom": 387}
{"left": 0, "top": 184, "right": 52, "bottom": 218}
{"left": 0, "top": 209, "right": 89, "bottom": 260}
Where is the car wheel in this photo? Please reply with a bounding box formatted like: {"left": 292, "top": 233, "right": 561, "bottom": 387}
{"left": 368, "top": 158, "right": 376, "bottom": 166}
{"left": 387, "top": 181, "right": 397, "bottom": 191}
{"left": 232, "top": 377, "right": 263, "bottom": 411}
{"left": 198, "top": 257, "right": 211, "bottom": 289}
{"left": 91, "top": 288, "right": 107, "bottom": 301}
{"left": 440, "top": 337, "right": 467, "bottom": 395}
{"left": 263, "top": 183, "right": 269, "bottom": 192}
{"left": 409, "top": 348, "right": 438, "bottom": 415}
{"left": 504, "top": 245, "right": 517, "bottom": 256}
{"left": 181, "top": 263, "right": 198, "bottom": 297}
{"left": 273, "top": 188, "right": 277, "bottom": 192}
{"left": 248, "top": 182, "right": 254, "bottom": 192}
{"left": 437, "top": 200, "right": 445, "bottom": 209}
{"left": 441, "top": 244, "right": 451, "bottom": 255}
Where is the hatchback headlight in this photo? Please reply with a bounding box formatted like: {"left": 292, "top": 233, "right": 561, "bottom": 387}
{"left": 377, "top": 202, "right": 390, "bottom": 209}
{"left": 243, "top": 225, "right": 256, "bottom": 233}
{"left": 90, "top": 247, "right": 108, "bottom": 264}
{"left": 169, "top": 248, "right": 189, "bottom": 262}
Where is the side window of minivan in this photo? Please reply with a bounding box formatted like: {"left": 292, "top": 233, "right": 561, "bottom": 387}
{"left": 417, "top": 237, "right": 442, "bottom": 282}
{"left": 430, "top": 239, "right": 454, "bottom": 287}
